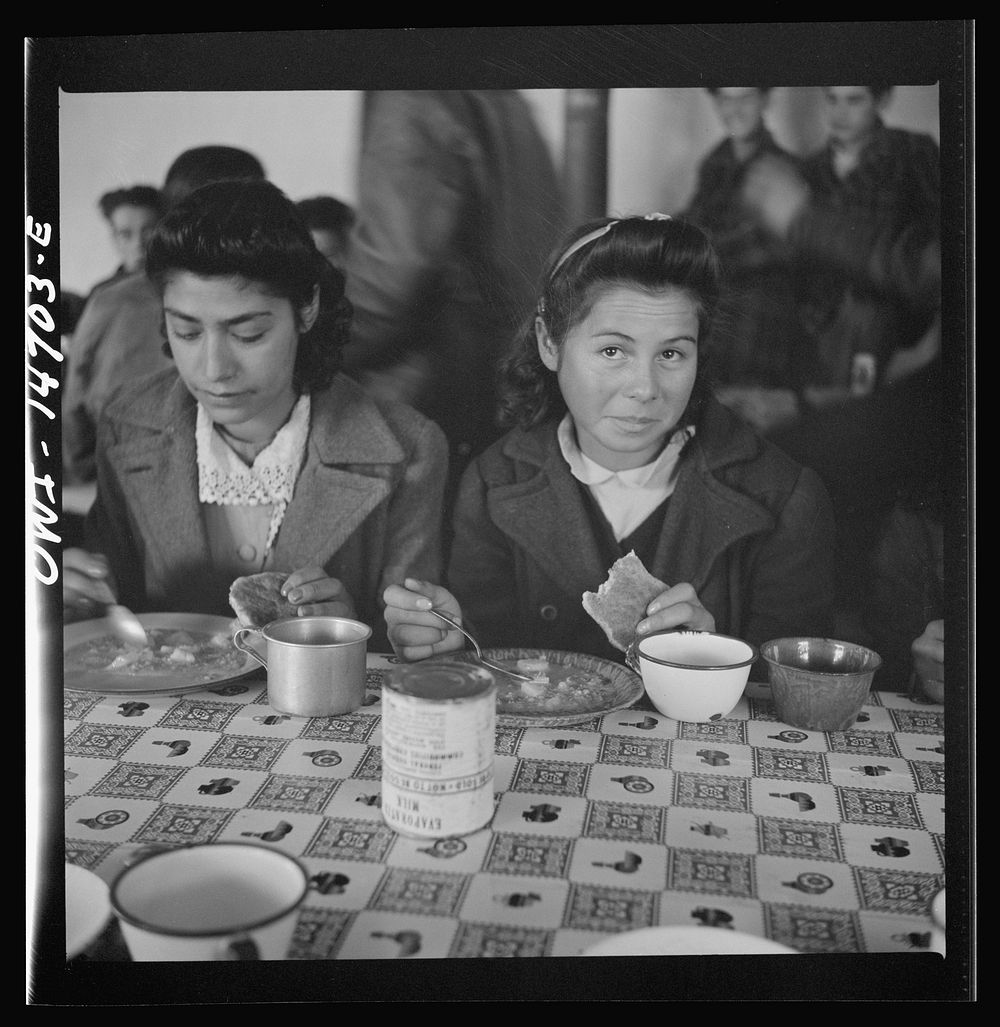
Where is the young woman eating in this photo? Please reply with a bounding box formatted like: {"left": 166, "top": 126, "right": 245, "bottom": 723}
{"left": 384, "top": 213, "right": 836, "bottom": 664}
{"left": 64, "top": 178, "right": 448, "bottom": 649}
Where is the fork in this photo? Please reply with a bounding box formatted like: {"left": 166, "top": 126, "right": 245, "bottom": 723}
{"left": 426, "top": 608, "right": 534, "bottom": 682}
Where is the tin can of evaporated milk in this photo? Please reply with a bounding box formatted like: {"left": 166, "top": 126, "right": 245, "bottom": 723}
{"left": 381, "top": 661, "right": 496, "bottom": 839}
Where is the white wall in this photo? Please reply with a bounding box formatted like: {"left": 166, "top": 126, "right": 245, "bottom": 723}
{"left": 59, "top": 85, "right": 939, "bottom": 297}
{"left": 59, "top": 89, "right": 362, "bottom": 295}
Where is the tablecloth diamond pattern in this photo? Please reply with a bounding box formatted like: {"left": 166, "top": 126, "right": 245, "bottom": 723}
{"left": 64, "top": 654, "right": 946, "bottom": 958}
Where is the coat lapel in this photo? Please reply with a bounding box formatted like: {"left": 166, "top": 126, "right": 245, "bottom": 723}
{"left": 650, "top": 444, "right": 774, "bottom": 591}
{"left": 272, "top": 463, "right": 390, "bottom": 569}
{"left": 487, "top": 430, "right": 609, "bottom": 594}
{"left": 271, "top": 378, "right": 403, "bottom": 569}
{"left": 105, "top": 379, "right": 213, "bottom": 581}
{"left": 105, "top": 374, "right": 406, "bottom": 579}
{"left": 489, "top": 407, "right": 777, "bottom": 598}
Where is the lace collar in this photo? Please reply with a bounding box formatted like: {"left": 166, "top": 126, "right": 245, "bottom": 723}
{"left": 196, "top": 393, "right": 311, "bottom": 554}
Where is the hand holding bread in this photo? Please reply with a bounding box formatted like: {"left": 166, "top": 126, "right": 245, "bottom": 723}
{"left": 229, "top": 568, "right": 356, "bottom": 628}
{"left": 582, "top": 551, "right": 715, "bottom": 652}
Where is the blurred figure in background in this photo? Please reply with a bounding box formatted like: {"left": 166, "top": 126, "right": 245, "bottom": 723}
{"left": 296, "top": 195, "right": 355, "bottom": 269}
{"left": 340, "top": 89, "right": 565, "bottom": 497}
{"left": 61, "top": 185, "right": 163, "bottom": 343}
{"left": 680, "top": 87, "right": 803, "bottom": 433}
{"left": 742, "top": 84, "right": 942, "bottom": 638}
{"left": 95, "top": 184, "right": 163, "bottom": 286}
{"left": 63, "top": 146, "right": 267, "bottom": 492}
{"left": 745, "top": 84, "right": 941, "bottom": 407}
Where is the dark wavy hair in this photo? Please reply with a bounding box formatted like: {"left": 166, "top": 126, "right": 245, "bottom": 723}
{"left": 498, "top": 215, "right": 723, "bottom": 430}
{"left": 161, "top": 146, "right": 266, "bottom": 210}
{"left": 145, "top": 178, "right": 353, "bottom": 394}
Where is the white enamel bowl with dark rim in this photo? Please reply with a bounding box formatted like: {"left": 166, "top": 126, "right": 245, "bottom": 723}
{"left": 110, "top": 842, "right": 309, "bottom": 961}
{"left": 633, "top": 630, "right": 757, "bottom": 723}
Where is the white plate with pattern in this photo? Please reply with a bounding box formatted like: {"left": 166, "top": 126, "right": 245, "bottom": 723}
{"left": 64, "top": 613, "right": 258, "bottom": 694}
{"left": 437, "top": 648, "right": 644, "bottom": 727}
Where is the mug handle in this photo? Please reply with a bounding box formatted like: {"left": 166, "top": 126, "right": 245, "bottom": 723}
{"left": 233, "top": 627, "right": 268, "bottom": 670}
{"left": 221, "top": 933, "right": 260, "bottom": 960}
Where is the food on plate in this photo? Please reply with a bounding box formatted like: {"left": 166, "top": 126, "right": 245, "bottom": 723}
{"left": 228, "top": 571, "right": 295, "bottom": 628}
{"left": 65, "top": 627, "right": 246, "bottom": 686}
{"left": 493, "top": 658, "right": 615, "bottom": 714}
{"left": 582, "top": 551, "right": 668, "bottom": 652}
{"left": 438, "top": 648, "right": 643, "bottom": 724}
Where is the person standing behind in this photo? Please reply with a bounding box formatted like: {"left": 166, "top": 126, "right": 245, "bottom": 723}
{"left": 680, "top": 87, "right": 803, "bottom": 432}
{"left": 747, "top": 85, "right": 941, "bottom": 409}
{"left": 94, "top": 184, "right": 163, "bottom": 288}
{"left": 62, "top": 146, "right": 267, "bottom": 489}
{"left": 742, "top": 85, "right": 942, "bottom": 639}
{"left": 296, "top": 195, "right": 355, "bottom": 270}
{"left": 340, "top": 90, "right": 565, "bottom": 492}
{"left": 61, "top": 186, "right": 164, "bottom": 348}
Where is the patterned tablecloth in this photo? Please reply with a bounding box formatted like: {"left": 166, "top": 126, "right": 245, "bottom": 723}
{"left": 63, "top": 653, "right": 946, "bottom": 959}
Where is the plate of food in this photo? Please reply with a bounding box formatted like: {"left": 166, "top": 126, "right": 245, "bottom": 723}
{"left": 438, "top": 648, "right": 643, "bottom": 727}
{"left": 63, "top": 613, "right": 258, "bottom": 694}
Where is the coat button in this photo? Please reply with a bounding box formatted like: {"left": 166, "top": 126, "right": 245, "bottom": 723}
{"left": 237, "top": 543, "right": 257, "bottom": 562}
{"left": 539, "top": 604, "right": 558, "bottom": 621}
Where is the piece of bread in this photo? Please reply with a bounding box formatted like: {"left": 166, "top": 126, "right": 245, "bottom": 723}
{"left": 228, "top": 572, "right": 296, "bottom": 628}
{"left": 582, "top": 551, "right": 669, "bottom": 652}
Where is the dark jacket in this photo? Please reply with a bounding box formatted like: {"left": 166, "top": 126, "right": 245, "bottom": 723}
{"left": 86, "top": 370, "right": 448, "bottom": 650}
{"left": 62, "top": 271, "right": 172, "bottom": 484}
{"left": 681, "top": 128, "right": 803, "bottom": 387}
{"left": 342, "top": 89, "right": 565, "bottom": 469}
{"left": 683, "top": 127, "right": 798, "bottom": 264}
{"left": 868, "top": 500, "right": 944, "bottom": 691}
{"left": 447, "top": 398, "right": 836, "bottom": 664}
{"left": 793, "top": 121, "right": 941, "bottom": 386}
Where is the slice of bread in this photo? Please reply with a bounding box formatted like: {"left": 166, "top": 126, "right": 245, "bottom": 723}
{"left": 582, "top": 551, "right": 668, "bottom": 652}
{"left": 228, "top": 571, "right": 295, "bottom": 629}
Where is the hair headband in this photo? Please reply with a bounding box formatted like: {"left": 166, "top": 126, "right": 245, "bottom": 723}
{"left": 549, "top": 211, "right": 672, "bottom": 275}
{"left": 538, "top": 212, "right": 672, "bottom": 316}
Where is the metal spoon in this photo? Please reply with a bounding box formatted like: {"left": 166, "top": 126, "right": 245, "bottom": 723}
{"left": 105, "top": 604, "right": 149, "bottom": 649}
{"left": 88, "top": 575, "right": 149, "bottom": 649}
{"left": 427, "top": 608, "right": 534, "bottom": 682}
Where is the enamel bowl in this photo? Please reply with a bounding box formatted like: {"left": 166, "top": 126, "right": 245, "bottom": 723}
{"left": 634, "top": 630, "right": 756, "bottom": 722}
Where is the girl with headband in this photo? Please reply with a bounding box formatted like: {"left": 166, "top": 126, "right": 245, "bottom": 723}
{"left": 384, "top": 213, "right": 836, "bottom": 663}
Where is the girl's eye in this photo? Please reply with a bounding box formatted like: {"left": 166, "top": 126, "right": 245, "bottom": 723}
{"left": 172, "top": 329, "right": 201, "bottom": 341}
{"left": 233, "top": 332, "right": 265, "bottom": 344}
{"left": 600, "top": 346, "right": 622, "bottom": 358}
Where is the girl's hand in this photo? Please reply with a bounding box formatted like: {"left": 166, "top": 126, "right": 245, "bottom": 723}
{"left": 383, "top": 577, "right": 465, "bottom": 662}
{"left": 282, "top": 566, "right": 356, "bottom": 619}
{"left": 63, "top": 548, "right": 117, "bottom": 623}
{"left": 636, "top": 582, "right": 716, "bottom": 637}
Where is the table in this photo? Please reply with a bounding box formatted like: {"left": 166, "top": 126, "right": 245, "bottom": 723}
{"left": 63, "top": 653, "right": 946, "bottom": 959}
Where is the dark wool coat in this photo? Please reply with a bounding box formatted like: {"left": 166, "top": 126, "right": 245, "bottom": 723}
{"left": 447, "top": 398, "right": 836, "bottom": 665}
